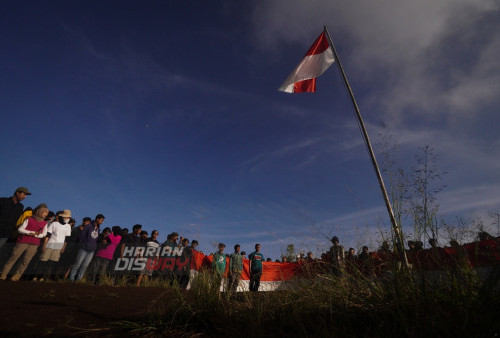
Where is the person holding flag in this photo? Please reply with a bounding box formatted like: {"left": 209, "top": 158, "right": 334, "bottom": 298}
{"left": 248, "top": 243, "right": 264, "bottom": 292}
{"left": 228, "top": 244, "right": 243, "bottom": 293}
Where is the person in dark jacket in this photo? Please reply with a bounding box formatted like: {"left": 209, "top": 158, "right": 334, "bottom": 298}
{"left": 0, "top": 187, "right": 30, "bottom": 250}
{"left": 120, "top": 224, "right": 142, "bottom": 259}
{"left": 63, "top": 217, "right": 90, "bottom": 279}
{"left": 69, "top": 214, "right": 104, "bottom": 281}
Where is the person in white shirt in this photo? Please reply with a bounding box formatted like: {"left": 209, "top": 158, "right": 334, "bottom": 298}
{"left": 34, "top": 209, "right": 72, "bottom": 281}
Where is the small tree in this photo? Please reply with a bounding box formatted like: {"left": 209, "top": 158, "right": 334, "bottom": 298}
{"left": 283, "top": 244, "right": 297, "bottom": 262}
{"left": 409, "top": 145, "right": 447, "bottom": 245}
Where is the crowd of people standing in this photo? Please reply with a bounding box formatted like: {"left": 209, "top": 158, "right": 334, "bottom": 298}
{"left": 0, "top": 187, "right": 267, "bottom": 291}
{"left": 2, "top": 186, "right": 496, "bottom": 291}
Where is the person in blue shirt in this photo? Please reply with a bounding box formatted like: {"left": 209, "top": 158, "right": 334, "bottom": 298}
{"left": 248, "top": 243, "right": 264, "bottom": 292}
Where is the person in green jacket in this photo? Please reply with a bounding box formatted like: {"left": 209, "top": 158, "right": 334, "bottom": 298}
{"left": 228, "top": 244, "right": 243, "bottom": 293}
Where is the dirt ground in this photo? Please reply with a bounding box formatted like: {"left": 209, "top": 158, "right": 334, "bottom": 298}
{"left": 0, "top": 280, "right": 170, "bottom": 337}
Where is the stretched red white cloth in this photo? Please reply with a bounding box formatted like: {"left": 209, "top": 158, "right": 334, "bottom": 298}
{"left": 278, "top": 31, "right": 335, "bottom": 93}
{"left": 188, "top": 251, "right": 306, "bottom": 291}
{"left": 187, "top": 238, "right": 500, "bottom": 291}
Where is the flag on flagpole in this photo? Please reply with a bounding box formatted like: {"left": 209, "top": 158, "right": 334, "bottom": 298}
{"left": 278, "top": 30, "right": 335, "bottom": 93}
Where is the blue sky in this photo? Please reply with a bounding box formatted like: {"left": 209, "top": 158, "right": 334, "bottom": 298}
{"left": 1, "top": 1, "right": 499, "bottom": 259}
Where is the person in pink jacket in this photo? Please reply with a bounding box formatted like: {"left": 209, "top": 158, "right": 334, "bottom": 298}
{"left": 91, "top": 226, "right": 121, "bottom": 285}
{"left": 0, "top": 207, "right": 49, "bottom": 281}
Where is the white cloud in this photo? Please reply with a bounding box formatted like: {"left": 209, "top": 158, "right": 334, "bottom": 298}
{"left": 241, "top": 136, "right": 325, "bottom": 173}
{"left": 317, "top": 205, "right": 386, "bottom": 229}
{"left": 439, "top": 185, "right": 500, "bottom": 215}
{"left": 251, "top": 0, "right": 500, "bottom": 119}
{"left": 240, "top": 121, "right": 368, "bottom": 173}
{"left": 445, "top": 36, "right": 500, "bottom": 112}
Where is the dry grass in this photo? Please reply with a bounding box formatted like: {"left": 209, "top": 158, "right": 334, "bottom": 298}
{"left": 106, "top": 264, "right": 500, "bottom": 337}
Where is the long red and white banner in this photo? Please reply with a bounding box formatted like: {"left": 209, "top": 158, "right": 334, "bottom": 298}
{"left": 113, "top": 238, "right": 500, "bottom": 291}
{"left": 189, "top": 238, "right": 500, "bottom": 291}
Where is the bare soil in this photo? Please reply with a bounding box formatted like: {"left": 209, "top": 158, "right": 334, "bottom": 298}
{"left": 0, "top": 280, "right": 170, "bottom": 337}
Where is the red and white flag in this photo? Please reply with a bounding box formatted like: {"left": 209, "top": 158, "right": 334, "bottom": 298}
{"left": 278, "top": 31, "right": 335, "bottom": 93}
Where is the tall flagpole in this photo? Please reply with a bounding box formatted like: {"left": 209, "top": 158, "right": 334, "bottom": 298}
{"left": 323, "top": 26, "right": 409, "bottom": 267}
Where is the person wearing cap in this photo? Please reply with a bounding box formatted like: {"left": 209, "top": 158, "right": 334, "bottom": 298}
{"left": 0, "top": 187, "right": 31, "bottom": 250}
{"left": 34, "top": 210, "right": 73, "bottom": 281}
{"left": 69, "top": 214, "right": 104, "bottom": 281}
